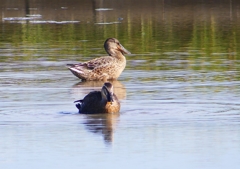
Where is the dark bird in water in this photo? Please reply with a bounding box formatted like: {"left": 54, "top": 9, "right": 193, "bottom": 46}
{"left": 74, "top": 82, "right": 120, "bottom": 114}
{"left": 66, "top": 38, "right": 131, "bottom": 81}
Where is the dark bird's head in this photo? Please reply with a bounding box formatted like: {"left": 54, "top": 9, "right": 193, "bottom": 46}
{"left": 104, "top": 38, "right": 131, "bottom": 56}
{"left": 101, "top": 82, "right": 115, "bottom": 103}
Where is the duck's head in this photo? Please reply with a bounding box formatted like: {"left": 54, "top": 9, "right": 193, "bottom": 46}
{"left": 104, "top": 38, "right": 131, "bottom": 56}
{"left": 101, "top": 82, "right": 115, "bottom": 103}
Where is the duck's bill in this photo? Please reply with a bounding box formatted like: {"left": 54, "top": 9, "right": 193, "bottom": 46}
{"left": 119, "top": 44, "right": 131, "bottom": 54}
{"left": 107, "top": 94, "right": 114, "bottom": 102}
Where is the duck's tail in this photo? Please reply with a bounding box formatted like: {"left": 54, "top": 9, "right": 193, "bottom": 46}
{"left": 66, "top": 64, "right": 87, "bottom": 80}
{"left": 74, "top": 99, "right": 83, "bottom": 111}
{"left": 66, "top": 63, "right": 82, "bottom": 67}
{"left": 74, "top": 99, "right": 83, "bottom": 103}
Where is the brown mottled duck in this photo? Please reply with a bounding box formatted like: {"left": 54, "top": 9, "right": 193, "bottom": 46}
{"left": 74, "top": 82, "right": 120, "bottom": 114}
{"left": 66, "top": 38, "right": 131, "bottom": 81}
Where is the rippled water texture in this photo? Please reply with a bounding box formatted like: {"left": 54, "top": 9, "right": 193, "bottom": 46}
{"left": 1, "top": 0, "right": 240, "bottom": 169}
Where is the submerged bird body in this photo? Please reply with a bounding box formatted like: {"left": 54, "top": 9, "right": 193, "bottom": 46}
{"left": 67, "top": 38, "right": 130, "bottom": 81}
{"left": 74, "top": 82, "right": 120, "bottom": 114}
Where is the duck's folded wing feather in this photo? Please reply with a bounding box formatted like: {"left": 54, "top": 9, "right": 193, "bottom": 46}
{"left": 85, "top": 56, "right": 114, "bottom": 69}
{"left": 82, "top": 91, "right": 102, "bottom": 103}
{"left": 67, "top": 56, "right": 114, "bottom": 71}
{"left": 67, "top": 63, "right": 91, "bottom": 70}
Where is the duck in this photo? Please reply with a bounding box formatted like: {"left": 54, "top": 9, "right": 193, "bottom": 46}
{"left": 66, "top": 38, "right": 131, "bottom": 81}
{"left": 74, "top": 82, "right": 120, "bottom": 114}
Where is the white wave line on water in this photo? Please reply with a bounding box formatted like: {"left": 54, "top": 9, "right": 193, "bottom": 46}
{"left": 0, "top": 87, "right": 73, "bottom": 90}
{"left": 95, "top": 8, "right": 113, "bottom": 11}
{"left": 95, "top": 21, "right": 120, "bottom": 25}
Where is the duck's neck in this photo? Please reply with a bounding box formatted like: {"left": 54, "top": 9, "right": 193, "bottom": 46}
{"left": 109, "top": 50, "right": 125, "bottom": 61}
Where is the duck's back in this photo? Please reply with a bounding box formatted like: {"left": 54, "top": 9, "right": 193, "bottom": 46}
{"left": 78, "top": 91, "right": 120, "bottom": 114}
{"left": 79, "top": 91, "right": 104, "bottom": 114}
{"left": 87, "top": 56, "right": 126, "bottom": 80}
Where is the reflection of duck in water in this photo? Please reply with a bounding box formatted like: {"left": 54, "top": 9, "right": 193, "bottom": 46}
{"left": 83, "top": 113, "right": 119, "bottom": 144}
{"left": 71, "top": 80, "right": 126, "bottom": 100}
{"left": 74, "top": 82, "right": 120, "bottom": 114}
{"left": 66, "top": 38, "right": 131, "bottom": 81}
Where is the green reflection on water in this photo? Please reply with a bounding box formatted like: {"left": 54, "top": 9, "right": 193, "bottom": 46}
{"left": 0, "top": 1, "right": 240, "bottom": 75}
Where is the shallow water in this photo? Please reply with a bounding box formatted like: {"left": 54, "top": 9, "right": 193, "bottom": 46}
{"left": 1, "top": 0, "right": 240, "bottom": 169}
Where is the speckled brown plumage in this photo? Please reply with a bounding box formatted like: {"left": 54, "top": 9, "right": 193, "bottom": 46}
{"left": 66, "top": 38, "right": 130, "bottom": 81}
{"left": 74, "top": 82, "right": 120, "bottom": 114}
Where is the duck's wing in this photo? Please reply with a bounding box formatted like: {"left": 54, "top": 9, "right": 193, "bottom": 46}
{"left": 81, "top": 91, "right": 102, "bottom": 104}
{"left": 67, "top": 56, "right": 114, "bottom": 70}
{"left": 78, "top": 91, "right": 103, "bottom": 113}
{"left": 84, "top": 56, "right": 114, "bottom": 69}
{"left": 67, "top": 56, "right": 116, "bottom": 80}
{"left": 74, "top": 91, "right": 101, "bottom": 112}
{"left": 66, "top": 62, "right": 93, "bottom": 70}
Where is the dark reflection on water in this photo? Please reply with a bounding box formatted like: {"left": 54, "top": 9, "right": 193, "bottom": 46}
{"left": 1, "top": 0, "right": 240, "bottom": 169}
{"left": 82, "top": 113, "right": 119, "bottom": 144}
